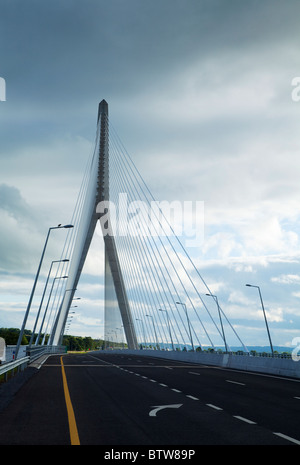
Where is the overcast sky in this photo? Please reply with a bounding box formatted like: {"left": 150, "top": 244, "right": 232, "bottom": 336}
{"left": 1, "top": 0, "right": 300, "bottom": 349}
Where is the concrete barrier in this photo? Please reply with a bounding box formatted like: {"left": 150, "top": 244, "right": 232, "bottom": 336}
{"left": 104, "top": 349, "right": 300, "bottom": 379}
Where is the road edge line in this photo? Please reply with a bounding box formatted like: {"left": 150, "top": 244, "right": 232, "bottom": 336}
{"left": 60, "top": 356, "right": 80, "bottom": 445}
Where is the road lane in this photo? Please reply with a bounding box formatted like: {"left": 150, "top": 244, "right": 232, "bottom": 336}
{"left": 0, "top": 355, "right": 70, "bottom": 445}
{"left": 84, "top": 352, "right": 300, "bottom": 445}
{"left": 61, "top": 352, "right": 297, "bottom": 445}
{"left": 0, "top": 351, "right": 298, "bottom": 445}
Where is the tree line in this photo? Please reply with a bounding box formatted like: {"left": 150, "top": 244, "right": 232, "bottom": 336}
{"left": 0, "top": 328, "right": 104, "bottom": 352}
{"left": 0, "top": 327, "right": 36, "bottom": 345}
{"left": 62, "top": 335, "right": 104, "bottom": 351}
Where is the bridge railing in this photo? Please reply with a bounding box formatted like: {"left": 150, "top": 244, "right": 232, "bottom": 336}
{"left": 0, "top": 356, "right": 30, "bottom": 381}
{"left": 202, "top": 350, "right": 292, "bottom": 359}
{"left": 110, "top": 348, "right": 300, "bottom": 378}
{"left": 0, "top": 345, "right": 66, "bottom": 382}
{"left": 25, "top": 345, "right": 66, "bottom": 363}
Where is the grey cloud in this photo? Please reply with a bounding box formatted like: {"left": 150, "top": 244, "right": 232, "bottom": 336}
{"left": 0, "top": 184, "right": 33, "bottom": 222}
{"left": 1, "top": 0, "right": 300, "bottom": 344}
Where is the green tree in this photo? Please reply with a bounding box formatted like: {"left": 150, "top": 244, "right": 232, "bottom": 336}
{"left": 0, "top": 328, "right": 28, "bottom": 345}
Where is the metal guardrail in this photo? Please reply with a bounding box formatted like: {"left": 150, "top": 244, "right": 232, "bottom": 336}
{"left": 26, "top": 345, "right": 66, "bottom": 363}
{"left": 0, "top": 356, "right": 30, "bottom": 379}
{"left": 198, "top": 350, "right": 292, "bottom": 359}
{"left": 0, "top": 346, "right": 66, "bottom": 381}
{"left": 128, "top": 347, "right": 293, "bottom": 359}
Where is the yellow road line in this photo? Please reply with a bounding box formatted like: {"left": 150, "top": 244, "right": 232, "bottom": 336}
{"left": 60, "top": 356, "right": 80, "bottom": 445}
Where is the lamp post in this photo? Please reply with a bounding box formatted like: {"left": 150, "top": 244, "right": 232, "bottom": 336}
{"left": 158, "top": 308, "right": 174, "bottom": 351}
{"left": 29, "top": 258, "right": 69, "bottom": 346}
{"left": 136, "top": 318, "right": 146, "bottom": 348}
{"left": 50, "top": 287, "right": 77, "bottom": 345}
{"left": 206, "top": 293, "right": 228, "bottom": 353}
{"left": 15, "top": 224, "right": 73, "bottom": 358}
{"left": 246, "top": 284, "right": 274, "bottom": 356}
{"left": 146, "top": 314, "right": 159, "bottom": 350}
{"left": 41, "top": 275, "right": 68, "bottom": 345}
{"left": 116, "top": 327, "right": 125, "bottom": 350}
{"left": 176, "top": 301, "right": 194, "bottom": 351}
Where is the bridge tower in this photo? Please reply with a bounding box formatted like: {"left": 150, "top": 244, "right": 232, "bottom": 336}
{"left": 51, "top": 100, "right": 138, "bottom": 349}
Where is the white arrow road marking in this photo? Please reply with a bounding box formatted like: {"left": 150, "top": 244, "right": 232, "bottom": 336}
{"left": 149, "top": 404, "right": 183, "bottom": 417}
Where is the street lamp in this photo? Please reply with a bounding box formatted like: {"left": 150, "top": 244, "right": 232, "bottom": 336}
{"left": 29, "top": 258, "right": 69, "bottom": 346}
{"left": 176, "top": 301, "right": 194, "bottom": 351}
{"left": 206, "top": 294, "right": 228, "bottom": 353}
{"left": 158, "top": 309, "right": 174, "bottom": 351}
{"left": 146, "top": 315, "right": 159, "bottom": 350}
{"left": 136, "top": 318, "right": 146, "bottom": 348}
{"left": 246, "top": 284, "right": 274, "bottom": 356}
{"left": 50, "top": 287, "right": 77, "bottom": 345}
{"left": 41, "top": 275, "right": 68, "bottom": 345}
{"left": 15, "top": 224, "right": 73, "bottom": 358}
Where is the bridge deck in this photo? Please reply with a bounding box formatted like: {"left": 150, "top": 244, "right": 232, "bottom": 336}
{"left": 0, "top": 352, "right": 299, "bottom": 446}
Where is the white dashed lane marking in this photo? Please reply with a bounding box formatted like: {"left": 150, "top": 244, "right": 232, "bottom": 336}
{"left": 206, "top": 404, "right": 223, "bottom": 411}
{"left": 112, "top": 358, "right": 300, "bottom": 445}
{"left": 233, "top": 415, "right": 256, "bottom": 425}
{"left": 226, "top": 379, "right": 246, "bottom": 386}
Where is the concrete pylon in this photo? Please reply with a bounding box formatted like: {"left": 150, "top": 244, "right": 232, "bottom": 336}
{"left": 52, "top": 101, "right": 138, "bottom": 349}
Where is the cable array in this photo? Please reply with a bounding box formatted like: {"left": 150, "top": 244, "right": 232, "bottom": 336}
{"left": 31, "top": 127, "right": 101, "bottom": 346}
{"left": 32, "top": 104, "right": 248, "bottom": 352}
{"left": 104, "top": 117, "right": 248, "bottom": 351}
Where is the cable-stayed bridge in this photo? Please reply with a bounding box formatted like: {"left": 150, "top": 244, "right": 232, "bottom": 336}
{"left": 2, "top": 101, "right": 300, "bottom": 447}
{"left": 15, "top": 99, "right": 248, "bottom": 356}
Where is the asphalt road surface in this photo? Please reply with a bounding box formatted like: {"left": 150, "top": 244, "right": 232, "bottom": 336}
{"left": 0, "top": 351, "right": 299, "bottom": 446}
